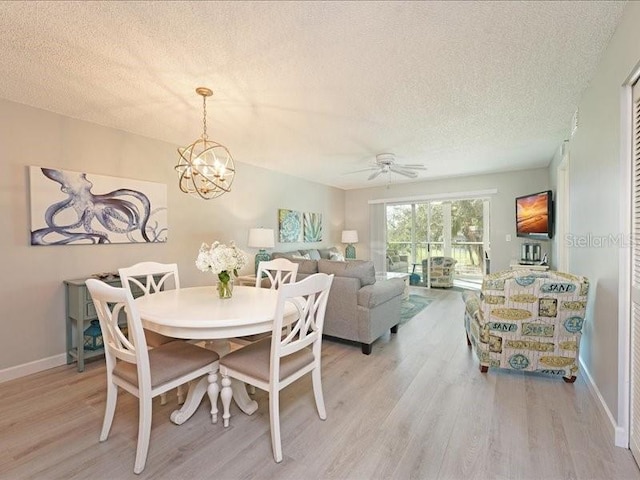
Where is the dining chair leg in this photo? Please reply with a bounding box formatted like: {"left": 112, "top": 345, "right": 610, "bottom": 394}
{"left": 269, "top": 390, "right": 283, "bottom": 463}
{"left": 220, "top": 375, "right": 233, "bottom": 427}
{"left": 207, "top": 371, "right": 220, "bottom": 424}
{"left": 134, "top": 396, "right": 153, "bottom": 475}
{"left": 100, "top": 383, "right": 118, "bottom": 441}
{"left": 311, "top": 367, "right": 327, "bottom": 420}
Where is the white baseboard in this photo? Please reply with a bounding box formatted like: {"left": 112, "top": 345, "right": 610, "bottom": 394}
{"left": 580, "top": 357, "right": 628, "bottom": 448}
{"left": 0, "top": 354, "right": 67, "bottom": 384}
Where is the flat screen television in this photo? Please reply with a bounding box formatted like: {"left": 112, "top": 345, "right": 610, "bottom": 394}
{"left": 515, "top": 190, "right": 553, "bottom": 240}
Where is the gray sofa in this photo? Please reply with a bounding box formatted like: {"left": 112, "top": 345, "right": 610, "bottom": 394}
{"left": 271, "top": 249, "right": 405, "bottom": 354}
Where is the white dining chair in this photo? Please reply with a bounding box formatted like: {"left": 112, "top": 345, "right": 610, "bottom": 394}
{"left": 218, "top": 272, "right": 334, "bottom": 462}
{"left": 236, "top": 257, "right": 301, "bottom": 352}
{"left": 255, "top": 257, "right": 299, "bottom": 289}
{"left": 86, "top": 279, "right": 220, "bottom": 475}
{"left": 118, "top": 262, "right": 185, "bottom": 404}
{"left": 238, "top": 257, "right": 301, "bottom": 384}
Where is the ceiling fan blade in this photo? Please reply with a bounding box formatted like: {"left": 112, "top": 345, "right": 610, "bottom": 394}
{"left": 389, "top": 166, "right": 418, "bottom": 178}
{"left": 398, "top": 164, "right": 427, "bottom": 170}
{"left": 368, "top": 170, "right": 383, "bottom": 180}
{"left": 343, "top": 167, "right": 378, "bottom": 175}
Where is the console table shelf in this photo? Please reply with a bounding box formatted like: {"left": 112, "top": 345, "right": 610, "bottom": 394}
{"left": 64, "top": 276, "right": 121, "bottom": 372}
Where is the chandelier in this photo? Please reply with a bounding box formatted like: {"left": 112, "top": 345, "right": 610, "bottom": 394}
{"left": 175, "top": 87, "right": 236, "bottom": 200}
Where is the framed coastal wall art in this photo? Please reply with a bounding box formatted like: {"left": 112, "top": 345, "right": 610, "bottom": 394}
{"left": 29, "top": 166, "right": 168, "bottom": 246}
{"left": 278, "top": 208, "right": 303, "bottom": 243}
{"left": 303, "top": 212, "right": 322, "bottom": 242}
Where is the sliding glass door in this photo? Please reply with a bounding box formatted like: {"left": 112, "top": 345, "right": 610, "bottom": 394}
{"left": 385, "top": 197, "right": 489, "bottom": 285}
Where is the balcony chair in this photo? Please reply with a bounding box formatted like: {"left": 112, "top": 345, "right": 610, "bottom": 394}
{"left": 422, "top": 256, "right": 457, "bottom": 288}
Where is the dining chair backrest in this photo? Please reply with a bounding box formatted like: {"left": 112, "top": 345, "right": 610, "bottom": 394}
{"left": 256, "top": 258, "right": 299, "bottom": 289}
{"left": 270, "top": 272, "right": 333, "bottom": 385}
{"left": 85, "top": 279, "right": 150, "bottom": 376}
{"left": 118, "top": 261, "right": 180, "bottom": 296}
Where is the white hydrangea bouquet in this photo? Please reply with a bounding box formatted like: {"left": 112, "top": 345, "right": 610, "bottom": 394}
{"left": 196, "top": 241, "right": 247, "bottom": 298}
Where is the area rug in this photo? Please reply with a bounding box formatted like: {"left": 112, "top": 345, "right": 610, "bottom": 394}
{"left": 400, "top": 294, "right": 433, "bottom": 323}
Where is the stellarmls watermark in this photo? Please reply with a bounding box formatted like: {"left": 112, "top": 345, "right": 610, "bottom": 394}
{"left": 564, "top": 233, "right": 635, "bottom": 248}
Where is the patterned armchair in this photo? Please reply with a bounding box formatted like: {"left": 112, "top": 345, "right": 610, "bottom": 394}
{"left": 463, "top": 269, "right": 589, "bottom": 383}
{"left": 422, "top": 256, "right": 457, "bottom": 288}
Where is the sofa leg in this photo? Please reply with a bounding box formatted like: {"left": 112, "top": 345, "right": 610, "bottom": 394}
{"left": 466, "top": 332, "right": 471, "bottom": 346}
{"left": 480, "top": 365, "right": 488, "bottom": 373}
{"left": 361, "top": 343, "right": 372, "bottom": 355}
{"left": 390, "top": 325, "right": 398, "bottom": 334}
{"left": 563, "top": 376, "right": 577, "bottom": 383}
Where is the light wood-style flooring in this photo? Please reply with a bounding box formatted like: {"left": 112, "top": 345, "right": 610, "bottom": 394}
{"left": 1, "top": 288, "right": 638, "bottom": 479}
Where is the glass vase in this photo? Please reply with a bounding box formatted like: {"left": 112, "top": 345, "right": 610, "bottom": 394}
{"left": 217, "top": 275, "right": 234, "bottom": 299}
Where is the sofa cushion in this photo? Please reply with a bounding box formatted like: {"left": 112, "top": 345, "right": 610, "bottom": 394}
{"left": 318, "top": 259, "right": 376, "bottom": 286}
{"left": 299, "top": 249, "right": 321, "bottom": 260}
{"left": 291, "top": 259, "right": 319, "bottom": 274}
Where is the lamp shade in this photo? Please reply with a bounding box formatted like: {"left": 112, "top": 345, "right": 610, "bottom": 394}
{"left": 248, "top": 228, "right": 275, "bottom": 249}
{"left": 341, "top": 230, "right": 359, "bottom": 244}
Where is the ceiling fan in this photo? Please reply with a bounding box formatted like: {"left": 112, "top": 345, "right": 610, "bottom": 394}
{"left": 352, "top": 153, "right": 427, "bottom": 180}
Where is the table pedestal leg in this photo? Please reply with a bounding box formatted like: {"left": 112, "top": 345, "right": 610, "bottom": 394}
{"left": 170, "top": 377, "right": 208, "bottom": 425}
{"left": 231, "top": 379, "right": 258, "bottom": 414}
{"left": 170, "top": 377, "right": 258, "bottom": 425}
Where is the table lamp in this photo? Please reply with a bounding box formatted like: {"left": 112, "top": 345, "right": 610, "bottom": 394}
{"left": 248, "top": 228, "right": 275, "bottom": 273}
{"left": 341, "top": 230, "right": 358, "bottom": 259}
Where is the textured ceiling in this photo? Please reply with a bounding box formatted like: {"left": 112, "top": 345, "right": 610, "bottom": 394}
{"left": 0, "top": 1, "right": 626, "bottom": 189}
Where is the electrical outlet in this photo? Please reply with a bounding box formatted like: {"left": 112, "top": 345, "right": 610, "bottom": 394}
{"left": 506, "top": 234, "right": 511, "bottom": 242}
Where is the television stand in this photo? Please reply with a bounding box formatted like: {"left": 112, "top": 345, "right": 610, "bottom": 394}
{"left": 509, "top": 260, "right": 549, "bottom": 271}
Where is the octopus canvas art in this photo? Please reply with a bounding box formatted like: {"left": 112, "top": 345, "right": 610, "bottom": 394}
{"left": 29, "top": 166, "right": 168, "bottom": 246}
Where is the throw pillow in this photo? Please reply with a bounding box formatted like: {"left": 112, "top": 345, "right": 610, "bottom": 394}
{"left": 330, "top": 251, "right": 345, "bottom": 261}
{"left": 292, "top": 253, "right": 311, "bottom": 260}
{"left": 300, "top": 248, "right": 320, "bottom": 260}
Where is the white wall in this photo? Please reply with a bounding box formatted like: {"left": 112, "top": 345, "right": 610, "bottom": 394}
{"left": 558, "top": 1, "right": 640, "bottom": 425}
{"left": 344, "top": 168, "right": 550, "bottom": 272}
{"left": 0, "top": 99, "right": 344, "bottom": 372}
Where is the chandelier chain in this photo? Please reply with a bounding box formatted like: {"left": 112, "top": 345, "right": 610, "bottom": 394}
{"left": 202, "top": 94, "right": 208, "bottom": 140}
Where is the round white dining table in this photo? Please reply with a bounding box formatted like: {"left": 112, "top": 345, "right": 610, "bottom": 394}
{"left": 136, "top": 285, "right": 297, "bottom": 425}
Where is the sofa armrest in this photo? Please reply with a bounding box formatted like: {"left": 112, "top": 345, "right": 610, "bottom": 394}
{"left": 357, "top": 278, "right": 404, "bottom": 308}
{"left": 322, "top": 276, "right": 360, "bottom": 340}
